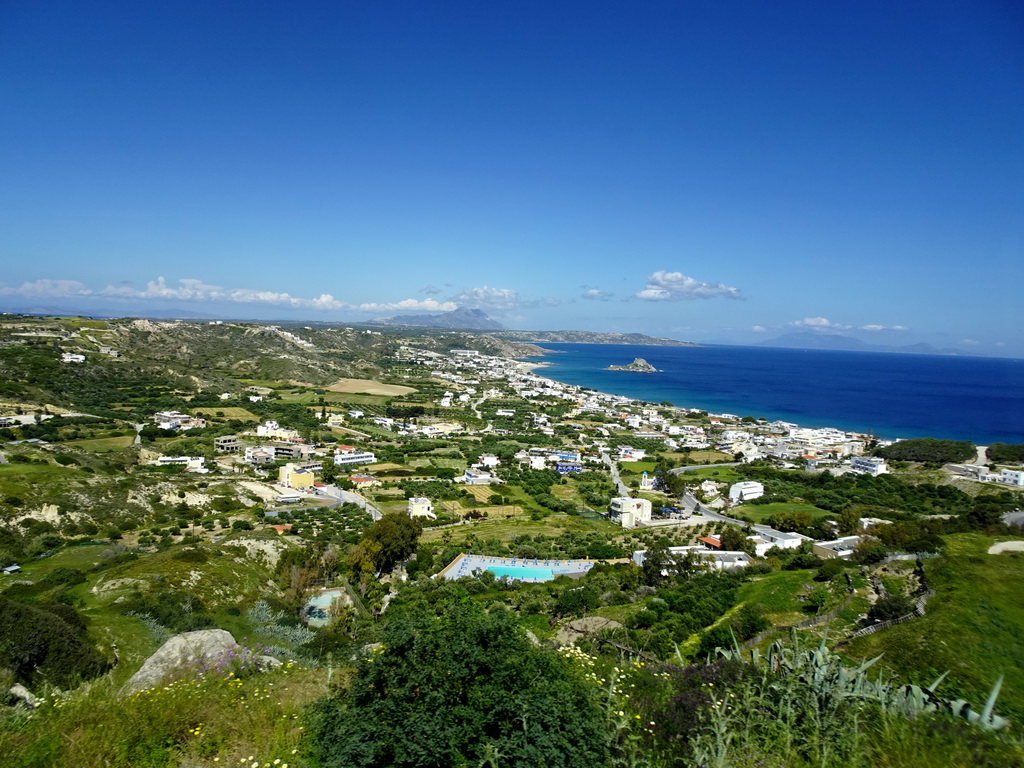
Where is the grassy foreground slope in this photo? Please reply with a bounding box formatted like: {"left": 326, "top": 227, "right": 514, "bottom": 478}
{"left": 846, "top": 534, "right": 1024, "bottom": 724}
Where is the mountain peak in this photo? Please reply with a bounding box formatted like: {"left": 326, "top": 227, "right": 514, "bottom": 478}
{"left": 368, "top": 307, "right": 506, "bottom": 330}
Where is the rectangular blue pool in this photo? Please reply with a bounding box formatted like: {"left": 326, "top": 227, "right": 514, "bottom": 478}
{"left": 486, "top": 565, "right": 555, "bottom": 581}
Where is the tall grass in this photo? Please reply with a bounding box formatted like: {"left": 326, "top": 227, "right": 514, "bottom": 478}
{"left": 1, "top": 660, "right": 325, "bottom": 768}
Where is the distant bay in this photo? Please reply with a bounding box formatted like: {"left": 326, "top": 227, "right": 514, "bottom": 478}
{"left": 527, "top": 343, "right": 1024, "bottom": 444}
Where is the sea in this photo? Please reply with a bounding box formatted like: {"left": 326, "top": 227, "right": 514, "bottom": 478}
{"left": 526, "top": 343, "right": 1024, "bottom": 445}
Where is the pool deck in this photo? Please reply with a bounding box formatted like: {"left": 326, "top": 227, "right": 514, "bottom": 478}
{"left": 437, "top": 552, "right": 601, "bottom": 582}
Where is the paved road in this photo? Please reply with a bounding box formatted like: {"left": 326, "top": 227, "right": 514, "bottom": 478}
{"left": 680, "top": 491, "right": 747, "bottom": 526}
{"left": 603, "top": 454, "right": 631, "bottom": 496}
{"left": 320, "top": 487, "right": 382, "bottom": 521}
{"left": 668, "top": 462, "right": 741, "bottom": 475}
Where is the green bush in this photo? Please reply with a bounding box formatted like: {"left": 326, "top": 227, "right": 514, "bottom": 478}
{"left": 0, "top": 596, "right": 108, "bottom": 687}
{"left": 308, "top": 603, "right": 608, "bottom": 768}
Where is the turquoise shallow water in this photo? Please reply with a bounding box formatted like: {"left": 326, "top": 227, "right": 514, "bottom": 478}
{"left": 487, "top": 565, "right": 555, "bottom": 581}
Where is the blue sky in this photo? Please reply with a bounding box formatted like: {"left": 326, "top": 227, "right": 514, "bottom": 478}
{"left": 1, "top": 1, "right": 1021, "bottom": 354}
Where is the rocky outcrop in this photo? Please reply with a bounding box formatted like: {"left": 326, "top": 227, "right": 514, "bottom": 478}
{"left": 606, "top": 357, "right": 659, "bottom": 373}
{"left": 122, "top": 629, "right": 246, "bottom": 694}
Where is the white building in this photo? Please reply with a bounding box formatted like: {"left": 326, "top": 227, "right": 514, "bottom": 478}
{"left": 746, "top": 526, "right": 813, "bottom": 557}
{"left": 60, "top": 352, "right": 85, "bottom": 363}
{"left": 407, "top": 497, "right": 436, "bottom": 520}
{"left": 813, "top": 535, "right": 869, "bottom": 560}
{"left": 729, "top": 481, "right": 764, "bottom": 503}
{"left": 632, "top": 546, "right": 752, "bottom": 573}
{"left": 610, "top": 497, "right": 652, "bottom": 529}
{"left": 256, "top": 420, "right": 300, "bottom": 441}
{"left": 478, "top": 453, "right": 501, "bottom": 469}
{"left": 850, "top": 456, "right": 888, "bottom": 476}
{"left": 461, "top": 468, "right": 502, "bottom": 485}
{"left": 334, "top": 446, "right": 377, "bottom": 466}
{"left": 1000, "top": 469, "right": 1024, "bottom": 487}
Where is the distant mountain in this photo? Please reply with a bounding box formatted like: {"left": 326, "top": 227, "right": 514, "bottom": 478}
{"left": 490, "top": 330, "right": 698, "bottom": 347}
{"left": 0, "top": 303, "right": 227, "bottom": 320}
{"left": 758, "top": 332, "right": 963, "bottom": 356}
{"left": 368, "top": 307, "right": 506, "bottom": 330}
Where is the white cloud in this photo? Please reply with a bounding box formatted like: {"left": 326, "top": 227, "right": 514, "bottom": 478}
{"left": 861, "top": 324, "right": 908, "bottom": 332}
{"left": 419, "top": 284, "right": 441, "bottom": 295}
{"left": 634, "top": 270, "right": 741, "bottom": 301}
{"left": 98, "top": 277, "right": 351, "bottom": 310}
{"left": 788, "top": 317, "right": 851, "bottom": 331}
{"left": 0, "top": 279, "right": 93, "bottom": 297}
{"left": 751, "top": 325, "right": 766, "bottom": 333}
{"left": 448, "top": 285, "right": 520, "bottom": 310}
{"left": 581, "top": 288, "right": 612, "bottom": 301}
{"left": 959, "top": 338, "right": 980, "bottom": 346}
{"left": 356, "top": 298, "right": 457, "bottom": 312}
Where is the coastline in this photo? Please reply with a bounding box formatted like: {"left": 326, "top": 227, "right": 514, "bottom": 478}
{"left": 513, "top": 342, "right": 1024, "bottom": 444}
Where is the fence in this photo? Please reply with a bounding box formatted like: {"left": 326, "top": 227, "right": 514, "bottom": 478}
{"left": 877, "top": 552, "right": 938, "bottom": 565}
{"left": 738, "top": 574, "right": 855, "bottom": 652}
{"left": 844, "top": 589, "right": 935, "bottom": 641}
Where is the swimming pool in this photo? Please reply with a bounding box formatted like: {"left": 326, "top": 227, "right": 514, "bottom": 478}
{"left": 304, "top": 589, "right": 345, "bottom": 627}
{"left": 487, "top": 565, "right": 554, "bottom": 581}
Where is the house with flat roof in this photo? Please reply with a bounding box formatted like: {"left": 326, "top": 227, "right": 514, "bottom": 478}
{"left": 632, "top": 546, "right": 751, "bottom": 573}
{"left": 214, "top": 435, "right": 242, "bottom": 453}
{"left": 334, "top": 446, "right": 377, "bottom": 466}
{"left": 729, "top": 481, "right": 764, "bottom": 502}
{"left": 408, "top": 497, "right": 436, "bottom": 520}
{"left": 279, "top": 463, "right": 315, "bottom": 490}
{"left": 813, "top": 535, "right": 869, "bottom": 560}
{"left": 850, "top": 456, "right": 888, "bottom": 476}
{"left": 610, "top": 497, "right": 652, "bottom": 528}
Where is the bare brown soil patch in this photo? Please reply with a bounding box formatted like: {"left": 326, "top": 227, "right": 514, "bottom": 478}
{"left": 326, "top": 378, "right": 417, "bottom": 396}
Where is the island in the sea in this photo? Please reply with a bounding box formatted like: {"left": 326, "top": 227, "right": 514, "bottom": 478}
{"left": 606, "top": 357, "right": 659, "bottom": 373}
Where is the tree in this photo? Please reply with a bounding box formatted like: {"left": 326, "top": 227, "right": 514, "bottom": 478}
{"left": 869, "top": 593, "right": 914, "bottom": 622}
{"left": 359, "top": 513, "right": 422, "bottom": 574}
{"left": 718, "top": 526, "right": 752, "bottom": 554}
{"left": 308, "top": 604, "right": 608, "bottom": 768}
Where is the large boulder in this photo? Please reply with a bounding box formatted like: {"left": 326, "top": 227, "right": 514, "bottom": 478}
{"left": 122, "top": 629, "right": 239, "bottom": 694}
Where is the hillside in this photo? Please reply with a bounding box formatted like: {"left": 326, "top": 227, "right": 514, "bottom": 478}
{"left": 489, "top": 329, "right": 698, "bottom": 346}
{"left": 368, "top": 307, "right": 506, "bottom": 330}
{"left": 1, "top": 313, "right": 1022, "bottom": 766}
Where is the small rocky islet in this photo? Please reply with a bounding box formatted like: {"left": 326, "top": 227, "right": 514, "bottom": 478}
{"left": 605, "top": 357, "right": 659, "bottom": 373}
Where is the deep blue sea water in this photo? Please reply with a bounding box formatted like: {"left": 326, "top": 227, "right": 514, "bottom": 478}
{"left": 527, "top": 343, "right": 1024, "bottom": 444}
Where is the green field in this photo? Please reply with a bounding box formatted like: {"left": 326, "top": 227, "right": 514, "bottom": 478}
{"left": 737, "top": 569, "right": 817, "bottom": 625}
{"left": 421, "top": 512, "right": 620, "bottom": 543}
{"left": 677, "top": 466, "right": 743, "bottom": 483}
{"left": 618, "top": 460, "right": 657, "bottom": 475}
{"left": 65, "top": 435, "right": 136, "bottom": 451}
{"left": 734, "top": 501, "right": 831, "bottom": 522}
{"left": 845, "top": 534, "right": 1024, "bottom": 725}
{"left": 192, "top": 406, "right": 259, "bottom": 421}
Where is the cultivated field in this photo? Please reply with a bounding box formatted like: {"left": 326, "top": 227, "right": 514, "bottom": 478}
{"left": 327, "top": 378, "right": 417, "bottom": 396}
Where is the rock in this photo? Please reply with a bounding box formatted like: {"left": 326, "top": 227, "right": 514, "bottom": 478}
{"left": 122, "top": 629, "right": 240, "bottom": 694}
{"left": 555, "top": 617, "right": 624, "bottom": 646}
{"left": 9, "top": 683, "right": 38, "bottom": 708}
{"left": 605, "top": 357, "right": 659, "bottom": 373}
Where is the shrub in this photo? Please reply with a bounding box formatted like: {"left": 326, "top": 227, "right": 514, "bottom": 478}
{"left": 171, "top": 548, "right": 209, "bottom": 563}
{"left": 869, "top": 593, "right": 915, "bottom": 622}
{"left": 40, "top": 566, "right": 87, "bottom": 586}
{"left": 0, "top": 596, "right": 108, "bottom": 687}
{"left": 308, "top": 603, "right": 608, "bottom": 767}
